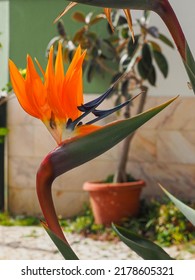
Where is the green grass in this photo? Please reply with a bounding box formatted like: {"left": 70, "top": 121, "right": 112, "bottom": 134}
{"left": 0, "top": 212, "right": 40, "bottom": 226}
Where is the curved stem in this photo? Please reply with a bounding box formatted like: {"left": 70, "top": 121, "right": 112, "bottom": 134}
{"left": 36, "top": 155, "right": 69, "bottom": 244}
{"left": 67, "top": 0, "right": 158, "bottom": 10}
{"left": 156, "top": 0, "right": 186, "bottom": 61}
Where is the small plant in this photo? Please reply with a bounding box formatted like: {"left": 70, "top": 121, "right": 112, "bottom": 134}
{"left": 0, "top": 212, "right": 40, "bottom": 226}
{"left": 0, "top": 127, "right": 8, "bottom": 143}
{"left": 155, "top": 201, "right": 195, "bottom": 246}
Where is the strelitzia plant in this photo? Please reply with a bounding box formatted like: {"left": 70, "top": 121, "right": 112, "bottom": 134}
{"left": 9, "top": 41, "right": 176, "bottom": 259}
{"left": 53, "top": 0, "right": 195, "bottom": 260}
{"left": 59, "top": 0, "right": 195, "bottom": 93}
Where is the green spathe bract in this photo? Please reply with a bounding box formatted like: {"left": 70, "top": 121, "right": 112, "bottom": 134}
{"left": 50, "top": 97, "right": 178, "bottom": 178}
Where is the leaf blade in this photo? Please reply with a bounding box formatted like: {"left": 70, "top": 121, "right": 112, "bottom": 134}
{"left": 158, "top": 33, "right": 174, "bottom": 48}
{"left": 42, "top": 222, "right": 79, "bottom": 260}
{"left": 112, "top": 224, "right": 173, "bottom": 260}
{"left": 159, "top": 184, "right": 195, "bottom": 227}
{"left": 153, "top": 50, "right": 169, "bottom": 78}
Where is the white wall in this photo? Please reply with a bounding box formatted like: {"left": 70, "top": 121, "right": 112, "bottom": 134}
{"left": 0, "top": 0, "right": 9, "bottom": 90}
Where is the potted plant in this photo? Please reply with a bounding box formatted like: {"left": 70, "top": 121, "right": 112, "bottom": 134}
{"left": 47, "top": 9, "right": 173, "bottom": 225}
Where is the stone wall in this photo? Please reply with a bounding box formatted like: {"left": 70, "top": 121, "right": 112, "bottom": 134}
{"left": 7, "top": 95, "right": 195, "bottom": 217}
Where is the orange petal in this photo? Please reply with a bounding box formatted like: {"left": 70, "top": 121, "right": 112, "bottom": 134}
{"left": 35, "top": 57, "right": 45, "bottom": 77}
{"left": 62, "top": 50, "right": 86, "bottom": 120}
{"left": 55, "top": 42, "right": 64, "bottom": 84}
{"left": 123, "top": 9, "right": 134, "bottom": 42}
{"left": 54, "top": 2, "right": 78, "bottom": 23}
{"left": 62, "top": 69, "right": 82, "bottom": 120}
{"left": 46, "top": 46, "right": 62, "bottom": 117}
{"left": 104, "top": 8, "right": 114, "bottom": 32}
{"left": 65, "top": 45, "right": 82, "bottom": 80}
{"left": 45, "top": 45, "right": 54, "bottom": 79}
{"left": 9, "top": 59, "right": 40, "bottom": 118}
{"left": 26, "top": 56, "right": 50, "bottom": 119}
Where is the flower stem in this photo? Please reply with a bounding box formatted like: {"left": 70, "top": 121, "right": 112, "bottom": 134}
{"left": 156, "top": 0, "right": 186, "bottom": 61}
{"left": 36, "top": 155, "right": 69, "bottom": 244}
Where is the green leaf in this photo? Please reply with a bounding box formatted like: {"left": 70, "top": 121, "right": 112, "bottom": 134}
{"left": 42, "top": 222, "right": 79, "bottom": 260}
{"left": 159, "top": 185, "right": 195, "bottom": 227}
{"left": 147, "top": 64, "right": 156, "bottom": 86}
{"left": 137, "top": 59, "right": 156, "bottom": 85}
{"left": 137, "top": 59, "right": 148, "bottom": 79}
{"left": 153, "top": 50, "right": 169, "bottom": 78}
{"left": 184, "top": 42, "right": 195, "bottom": 93}
{"left": 99, "top": 39, "right": 116, "bottom": 60}
{"left": 0, "top": 127, "right": 8, "bottom": 136}
{"left": 149, "top": 40, "right": 162, "bottom": 52}
{"left": 143, "top": 10, "right": 150, "bottom": 20}
{"left": 184, "top": 61, "right": 195, "bottom": 93}
{"left": 112, "top": 224, "right": 173, "bottom": 260}
{"left": 158, "top": 33, "right": 174, "bottom": 48}
{"left": 127, "top": 35, "right": 140, "bottom": 57}
{"left": 186, "top": 42, "right": 195, "bottom": 75}
{"left": 87, "top": 61, "right": 96, "bottom": 82}
{"left": 142, "top": 43, "right": 152, "bottom": 69}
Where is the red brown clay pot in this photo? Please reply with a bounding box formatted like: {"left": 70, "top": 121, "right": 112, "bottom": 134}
{"left": 83, "top": 180, "right": 145, "bottom": 226}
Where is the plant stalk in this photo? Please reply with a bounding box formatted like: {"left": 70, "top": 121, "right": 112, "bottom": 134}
{"left": 114, "top": 86, "right": 148, "bottom": 183}
{"left": 36, "top": 155, "right": 69, "bottom": 244}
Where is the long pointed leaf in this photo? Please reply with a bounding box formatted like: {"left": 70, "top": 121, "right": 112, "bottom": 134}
{"left": 159, "top": 185, "right": 195, "bottom": 227}
{"left": 183, "top": 42, "right": 195, "bottom": 92}
{"left": 42, "top": 222, "right": 79, "bottom": 260}
{"left": 112, "top": 224, "right": 173, "bottom": 260}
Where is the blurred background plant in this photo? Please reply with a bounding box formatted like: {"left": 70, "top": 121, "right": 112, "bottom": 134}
{"left": 0, "top": 69, "right": 26, "bottom": 143}
{"left": 46, "top": 9, "right": 174, "bottom": 183}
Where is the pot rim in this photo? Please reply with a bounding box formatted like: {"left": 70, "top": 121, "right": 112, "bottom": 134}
{"left": 83, "top": 179, "right": 146, "bottom": 192}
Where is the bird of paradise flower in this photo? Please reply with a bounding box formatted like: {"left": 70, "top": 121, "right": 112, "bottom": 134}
{"left": 9, "top": 43, "right": 177, "bottom": 259}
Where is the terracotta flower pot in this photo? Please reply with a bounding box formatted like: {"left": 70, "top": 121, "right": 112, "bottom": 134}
{"left": 83, "top": 180, "right": 145, "bottom": 226}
